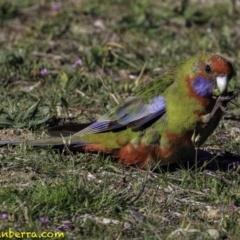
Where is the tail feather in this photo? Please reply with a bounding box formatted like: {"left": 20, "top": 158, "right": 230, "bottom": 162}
{"left": 0, "top": 140, "right": 22, "bottom": 146}
{"left": 0, "top": 136, "right": 87, "bottom": 148}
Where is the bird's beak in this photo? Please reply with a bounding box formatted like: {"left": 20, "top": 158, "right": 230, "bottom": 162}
{"left": 215, "top": 75, "right": 228, "bottom": 95}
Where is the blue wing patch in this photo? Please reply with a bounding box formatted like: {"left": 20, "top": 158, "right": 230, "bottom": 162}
{"left": 75, "top": 95, "right": 166, "bottom": 135}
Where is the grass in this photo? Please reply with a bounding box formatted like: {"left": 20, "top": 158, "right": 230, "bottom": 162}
{"left": 0, "top": 0, "right": 240, "bottom": 239}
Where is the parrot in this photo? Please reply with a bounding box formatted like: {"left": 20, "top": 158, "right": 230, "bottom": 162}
{"left": 0, "top": 53, "right": 235, "bottom": 169}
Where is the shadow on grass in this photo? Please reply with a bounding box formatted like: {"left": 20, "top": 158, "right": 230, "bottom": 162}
{"left": 162, "top": 149, "right": 240, "bottom": 173}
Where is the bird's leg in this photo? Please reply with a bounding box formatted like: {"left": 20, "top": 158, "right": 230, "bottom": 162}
{"left": 192, "top": 92, "right": 236, "bottom": 146}
{"left": 191, "top": 129, "right": 201, "bottom": 175}
{"left": 193, "top": 91, "right": 239, "bottom": 172}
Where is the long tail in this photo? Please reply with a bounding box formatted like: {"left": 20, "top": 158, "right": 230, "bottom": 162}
{"left": 0, "top": 121, "right": 121, "bottom": 154}
{"left": 0, "top": 135, "right": 86, "bottom": 149}
{"left": 0, "top": 135, "right": 117, "bottom": 158}
{"left": 0, "top": 122, "right": 95, "bottom": 148}
{"left": 0, "top": 140, "right": 22, "bottom": 146}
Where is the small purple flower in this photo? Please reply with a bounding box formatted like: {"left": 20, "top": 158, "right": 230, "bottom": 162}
{"left": 232, "top": 161, "right": 239, "bottom": 169}
{"left": 39, "top": 68, "right": 48, "bottom": 76}
{"left": 72, "top": 59, "right": 82, "bottom": 68}
{"left": 40, "top": 216, "right": 49, "bottom": 224}
{"left": 0, "top": 213, "right": 7, "bottom": 220}
{"left": 51, "top": 3, "right": 62, "bottom": 11}
{"left": 229, "top": 205, "right": 237, "bottom": 210}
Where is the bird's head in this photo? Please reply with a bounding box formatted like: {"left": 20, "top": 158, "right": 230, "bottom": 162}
{"left": 186, "top": 53, "right": 235, "bottom": 98}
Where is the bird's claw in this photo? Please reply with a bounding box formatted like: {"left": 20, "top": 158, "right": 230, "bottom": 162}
{"left": 191, "top": 129, "right": 201, "bottom": 147}
{"left": 202, "top": 90, "right": 239, "bottom": 124}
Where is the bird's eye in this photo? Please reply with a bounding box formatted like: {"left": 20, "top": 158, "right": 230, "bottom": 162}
{"left": 205, "top": 64, "right": 211, "bottom": 74}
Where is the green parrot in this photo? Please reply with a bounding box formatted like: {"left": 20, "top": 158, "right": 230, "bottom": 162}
{"left": 0, "top": 53, "right": 235, "bottom": 169}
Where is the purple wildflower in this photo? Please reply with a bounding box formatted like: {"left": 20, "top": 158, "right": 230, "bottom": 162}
{"left": 39, "top": 68, "right": 48, "bottom": 76}
{"left": 229, "top": 205, "right": 237, "bottom": 210}
{"left": 40, "top": 216, "right": 49, "bottom": 224}
{"left": 72, "top": 59, "right": 82, "bottom": 68}
{"left": 51, "top": 3, "right": 62, "bottom": 11}
{"left": 232, "top": 161, "right": 239, "bottom": 169}
{"left": 0, "top": 213, "right": 7, "bottom": 220}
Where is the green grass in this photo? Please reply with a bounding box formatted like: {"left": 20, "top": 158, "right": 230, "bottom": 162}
{"left": 0, "top": 0, "right": 240, "bottom": 239}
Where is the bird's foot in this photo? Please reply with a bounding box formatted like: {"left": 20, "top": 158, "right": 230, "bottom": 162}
{"left": 201, "top": 90, "right": 239, "bottom": 124}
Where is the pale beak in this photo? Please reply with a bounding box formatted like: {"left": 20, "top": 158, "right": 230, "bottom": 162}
{"left": 216, "top": 75, "right": 228, "bottom": 94}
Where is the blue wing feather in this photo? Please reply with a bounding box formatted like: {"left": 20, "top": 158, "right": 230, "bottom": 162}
{"left": 75, "top": 95, "right": 166, "bottom": 135}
